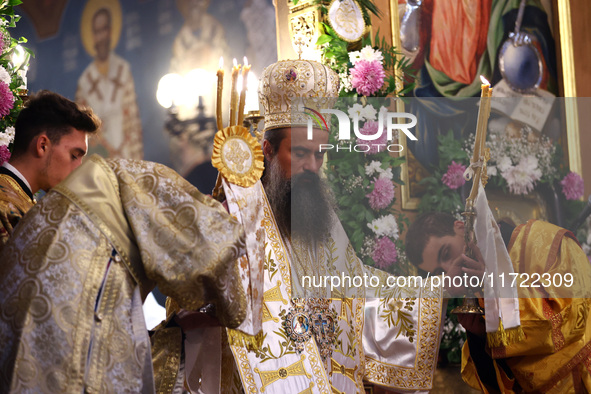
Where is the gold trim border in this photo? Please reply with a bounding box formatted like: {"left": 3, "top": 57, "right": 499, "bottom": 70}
{"left": 390, "top": 0, "right": 419, "bottom": 210}
{"left": 556, "top": 0, "right": 581, "bottom": 176}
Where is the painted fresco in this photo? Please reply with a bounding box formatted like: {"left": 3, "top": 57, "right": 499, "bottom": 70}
{"left": 13, "top": 0, "right": 277, "bottom": 170}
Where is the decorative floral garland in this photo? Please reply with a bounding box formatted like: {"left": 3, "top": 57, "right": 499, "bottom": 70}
{"left": 0, "top": 0, "right": 31, "bottom": 166}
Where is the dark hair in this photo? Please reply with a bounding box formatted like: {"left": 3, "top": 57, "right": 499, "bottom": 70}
{"left": 405, "top": 212, "right": 456, "bottom": 266}
{"left": 92, "top": 7, "right": 112, "bottom": 30}
{"left": 263, "top": 127, "right": 288, "bottom": 155}
{"left": 11, "top": 90, "right": 101, "bottom": 157}
{"left": 261, "top": 127, "right": 288, "bottom": 179}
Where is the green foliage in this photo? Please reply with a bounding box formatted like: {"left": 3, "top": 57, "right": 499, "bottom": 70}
{"left": 0, "top": 0, "right": 32, "bottom": 143}
{"left": 439, "top": 299, "right": 467, "bottom": 365}
{"left": 417, "top": 130, "right": 468, "bottom": 214}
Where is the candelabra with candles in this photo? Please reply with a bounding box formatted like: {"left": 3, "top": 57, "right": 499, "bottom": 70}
{"left": 156, "top": 69, "right": 217, "bottom": 151}
{"left": 164, "top": 97, "right": 216, "bottom": 140}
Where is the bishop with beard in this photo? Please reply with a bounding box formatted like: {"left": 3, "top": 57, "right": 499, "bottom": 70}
{"left": 180, "top": 59, "right": 448, "bottom": 393}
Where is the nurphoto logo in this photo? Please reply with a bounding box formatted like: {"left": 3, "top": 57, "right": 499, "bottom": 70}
{"left": 303, "top": 107, "right": 418, "bottom": 153}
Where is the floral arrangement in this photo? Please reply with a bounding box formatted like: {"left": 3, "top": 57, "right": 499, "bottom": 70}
{"left": 309, "top": 1, "right": 416, "bottom": 275}
{"left": 463, "top": 121, "right": 560, "bottom": 196}
{"left": 324, "top": 99, "right": 410, "bottom": 274}
{"left": 318, "top": 28, "right": 414, "bottom": 99}
{"left": 0, "top": 0, "right": 30, "bottom": 166}
{"left": 418, "top": 119, "right": 585, "bottom": 214}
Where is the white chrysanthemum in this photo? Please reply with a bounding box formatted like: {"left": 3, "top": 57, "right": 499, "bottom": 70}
{"left": 0, "top": 126, "right": 14, "bottom": 146}
{"left": 365, "top": 160, "right": 381, "bottom": 176}
{"left": 519, "top": 155, "right": 541, "bottom": 176}
{"left": 367, "top": 214, "right": 399, "bottom": 239}
{"left": 501, "top": 157, "right": 541, "bottom": 195}
{"left": 0, "top": 66, "right": 10, "bottom": 85}
{"left": 348, "top": 50, "right": 361, "bottom": 65}
{"left": 348, "top": 103, "right": 377, "bottom": 122}
{"left": 497, "top": 156, "right": 512, "bottom": 172}
{"left": 487, "top": 165, "right": 498, "bottom": 177}
{"left": 378, "top": 167, "right": 393, "bottom": 180}
{"left": 359, "top": 46, "right": 384, "bottom": 64}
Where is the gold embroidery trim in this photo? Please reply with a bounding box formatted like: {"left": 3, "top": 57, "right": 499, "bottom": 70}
{"left": 261, "top": 302, "right": 279, "bottom": 323}
{"left": 230, "top": 345, "right": 259, "bottom": 394}
{"left": 363, "top": 289, "right": 442, "bottom": 390}
{"left": 264, "top": 281, "right": 288, "bottom": 305}
{"left": 0, "top": 174, "right": 35, "bottom": 206}
{"left": 298, "top": 382, "right": 315, "bottom": 394}
{"left": 330, "top": 358, "right": 357, "bottom": 383}
{"left": 254, "top": 354, "right": 311, "bottom": 392}
{"left": 227, "top": 328, "right": 264, "bottom": 352}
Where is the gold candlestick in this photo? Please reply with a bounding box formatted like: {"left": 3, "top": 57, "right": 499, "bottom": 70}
{"left": 229, "top": 58, "right": 240, "bottom": 127}
{"left": 237, "top": 56, "right": 251, "bottom": 127}
{"left": 452, "top": 76, "right": 492, "bottom": 315}
{"left": 216, "top": 56, "right": 224, "bottom": 131}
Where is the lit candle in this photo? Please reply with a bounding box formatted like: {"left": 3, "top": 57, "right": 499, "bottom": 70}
{"left": 216, "top": 57, "right": 224, "bottom": 131}
{"left": 237, "top": 56, "right": 251, "bottom": 127}
{"left": 230, "top": 58, "right": 240, "bottom": 127}
{"left": 468, "top": 76, "right": 492, "bottom": 202}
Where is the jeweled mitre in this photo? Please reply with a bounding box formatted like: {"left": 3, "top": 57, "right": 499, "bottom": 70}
{"left": 258, "top": 59, "right": 340, "bottom": 132}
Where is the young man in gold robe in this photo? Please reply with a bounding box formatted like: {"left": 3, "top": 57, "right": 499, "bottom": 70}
{"left": 0, "top": 90, "right": 100, "bottom": 252}
{"left": 406, "top": 212, "right": 591, "bottom": 393}
{"left": 0, "top": 154, "right": 247, "bottom": 393}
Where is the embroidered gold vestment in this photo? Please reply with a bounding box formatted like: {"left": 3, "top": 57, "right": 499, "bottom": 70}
{"left": 0, "top": 155, "right": 246, "bottom": 393}
{"left": 462, "top": 220, "right": 591, "bottom": 392}
{"left": 220, "top": 180, "right": 444, "bottom": 393}
{"left": 0, "top": 172, "right": 34, "bottom": 253}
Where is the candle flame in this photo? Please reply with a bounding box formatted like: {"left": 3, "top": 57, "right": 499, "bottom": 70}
{"left": 480, "top": 75, "right": 490, "bottom": 85}
{"left": 219, "top": 56, "right": 223, "bottom": 68}
{"left": 233, "top": 58, "right": 237, "bottom": 67}
{"left": 243, "top": 56, "right": 248, "bottom": 66}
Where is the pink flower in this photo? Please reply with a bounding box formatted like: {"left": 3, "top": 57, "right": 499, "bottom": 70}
{"left": 0, "top": 82, "right": 15, "bottom": 117}
{"left": 350, "top": 60, "right": 385, "bottom": 97}
{"left": 0, "top": 145, "right": 10, "bottom": 165}
{"left": 442, "top": 161, "right": 466, "bottom": 190}
{"left": 367, "top": 177, "right": 394, "bottom": 210}
{"left": 560, "top": 172, "right": 584, "bottom": 200}
{"left": 356, "top": 121, "right": 387, "bottom": 154}
{"left": 372, "top": 237, "right": 398, "bottom": 269}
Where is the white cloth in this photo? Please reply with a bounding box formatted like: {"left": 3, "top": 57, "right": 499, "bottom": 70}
{"left": 474, "top": 183, "right": 521, "bottom": 334}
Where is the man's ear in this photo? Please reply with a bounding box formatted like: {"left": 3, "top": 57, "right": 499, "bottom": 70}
{"left": 35, "top": 134, "right": 51, "bottom": 158}
{"left": 262, "top": 139, "right": 273, "bottom": 160}
{"left": 453, "top": 220, "right": 465, "bottom": 234}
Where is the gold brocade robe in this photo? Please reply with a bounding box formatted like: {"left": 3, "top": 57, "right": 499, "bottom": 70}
{"left": 220, "top": 181, "right": 444, "bottom": 394}
{"left": 0, "top": 155, "right": 246, "bottom": 393}
{"left": 0, "top": 173, "right": 34, "bottom": 253}
{"left": 462, "top": 220, "right": 591, "bottom": 393}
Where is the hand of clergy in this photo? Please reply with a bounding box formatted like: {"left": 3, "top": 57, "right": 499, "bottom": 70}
{"left": 174, "top": 308, "right": 221, "bottom": 331}
{"left": 461, "top": 242, "right": 486, "bottom": 278}
{"left": 444, "top": 243, "right": 485, "bottom": 297}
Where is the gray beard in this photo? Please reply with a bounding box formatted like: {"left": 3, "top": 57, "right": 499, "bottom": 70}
{"left": 263, "top": 157, "right": 335, "bottom": 242}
